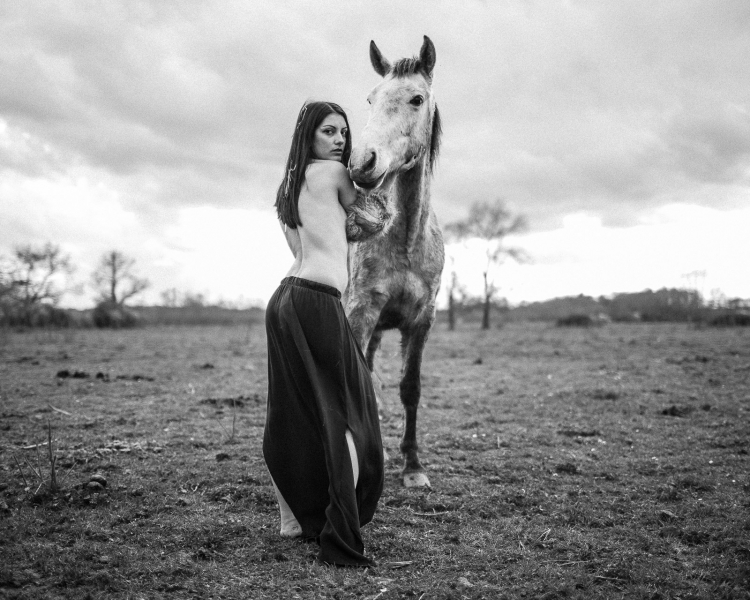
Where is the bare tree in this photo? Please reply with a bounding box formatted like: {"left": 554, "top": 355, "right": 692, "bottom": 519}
{"left": 442, "top": 227, "right": 468, "bottom": 331}
{"left": 444, "top": 269, "right": 471, "bottom": 331}
{"left": 160, "top": 288, "right": 180, "bottom": 307}
{"left": 91, "top": 251, "right": 149, "bottom": 306}
{"left": 445, "top": 200, "right": 529, "bottom": 329}
{"left": 6, "top": 244, "right": 74, "bottom": 325}
{"left": 181, "top": 291, "right": 206, "bottom": 307}
{"left": 0, "top": 256, "right": 15, "bottom": 303}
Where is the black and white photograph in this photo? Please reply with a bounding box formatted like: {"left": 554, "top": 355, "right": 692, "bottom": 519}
{"left": 1, "top": 2, "right": 748, "bottom": 598}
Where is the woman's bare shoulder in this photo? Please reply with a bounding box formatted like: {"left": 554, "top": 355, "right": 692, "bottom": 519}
{"left": 307, "top": 160, "right": 348, "bottom": 183}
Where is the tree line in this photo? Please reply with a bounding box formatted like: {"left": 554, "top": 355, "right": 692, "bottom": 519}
{"left": 0, "top": 245, "right": 149, "bottom": 327}
{"left": 1, "top": 199, "right": 528, "bottom": 329}
{"left": 442, "top": 200, "right": 748, "bottom": 329}
{"left": 4, "top": 200, "right": 745, "bottom": 329}
{"left": 0, "top": 244, "right": 263, "bottom": 328}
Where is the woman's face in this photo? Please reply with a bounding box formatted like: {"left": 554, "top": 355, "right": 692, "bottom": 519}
{"left": 312, "top": 113, "right": 348, "bottom": 162}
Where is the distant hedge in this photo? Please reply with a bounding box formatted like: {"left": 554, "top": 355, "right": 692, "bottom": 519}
{"left": 708, "top": 312, "right": 750, "bottom": 327}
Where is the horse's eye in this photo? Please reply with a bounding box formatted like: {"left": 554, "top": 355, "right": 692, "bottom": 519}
{"left": 409, "top": 95, "right": 424, "bottom": 107}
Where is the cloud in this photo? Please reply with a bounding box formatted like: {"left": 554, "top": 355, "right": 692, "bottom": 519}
{"left": 4, "top": 1, "right": 748, "bottom": 220}
{"left": 665, "top": 103, "right": 750, "bottom": 185}
{"left": 1, "top": 1, "right": 749, "bottom": 304}
{"left": 429, "top": 1, "right": 750, "bottom": 227}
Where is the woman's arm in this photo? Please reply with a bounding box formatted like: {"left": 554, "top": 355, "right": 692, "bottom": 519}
{"left": 310, "top": 160, "right": 356, "bottom": 210}
{"left": 335, "top": 162, "right": 357, "bottom": 210}
{"left": 313, "top": 160, "right": 393, "bottom": 242}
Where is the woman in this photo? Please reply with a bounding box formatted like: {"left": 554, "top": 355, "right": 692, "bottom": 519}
{"left": 263, "top": 101, "right": 384, "bottom": 567}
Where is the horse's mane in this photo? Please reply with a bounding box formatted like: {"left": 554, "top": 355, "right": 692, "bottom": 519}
{"left": 391, "top": 57, "right": 423, "bottom": 78}
{"left": 429, "top": 105, "right": 442, "bottom": 171}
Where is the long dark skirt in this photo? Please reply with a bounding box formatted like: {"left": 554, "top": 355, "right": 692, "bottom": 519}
{"left": 263, "top": 276, "right": 384, "bottom": 566}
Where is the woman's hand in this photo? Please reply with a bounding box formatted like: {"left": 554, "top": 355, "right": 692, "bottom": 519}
{"left": 397, "top": 146, "right": 424, "bottom": 173}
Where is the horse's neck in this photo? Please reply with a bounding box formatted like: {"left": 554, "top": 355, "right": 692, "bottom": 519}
{"left": 394, "top": 163, "right": 431, "bottom": 254}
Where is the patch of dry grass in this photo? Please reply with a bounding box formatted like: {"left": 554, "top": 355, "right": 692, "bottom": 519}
{"left": 1, "top": 323, "right": 749, "bottom": 599}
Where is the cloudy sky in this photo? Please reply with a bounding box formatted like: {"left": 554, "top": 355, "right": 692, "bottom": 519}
{"left": 1, "top": 0, "right": 749, "bottom": 308}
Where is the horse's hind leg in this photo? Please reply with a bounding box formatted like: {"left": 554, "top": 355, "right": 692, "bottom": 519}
{"left": 366, "top": 327, "right": 385, "bottom": 406}
{"left": 399, "top": 322, "right": 431, "bottom": 488}
{"left": 365, "top": 327, "right": 391, "bottom": 462}
{"left": 365, "top": 327, "right": 383, "bottom": 372}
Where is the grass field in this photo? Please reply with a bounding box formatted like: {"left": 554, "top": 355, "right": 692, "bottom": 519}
{"left": 1, "top": 322, "right": 748, "bottom": 599}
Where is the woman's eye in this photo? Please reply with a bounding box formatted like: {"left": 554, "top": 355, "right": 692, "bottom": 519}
{"left": 409, "top": 95, "right": 424, "bottom": 107}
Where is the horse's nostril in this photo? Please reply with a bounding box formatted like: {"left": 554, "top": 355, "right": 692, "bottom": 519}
{"left": 363, "top": 151, "right": 377, "bottom": 173}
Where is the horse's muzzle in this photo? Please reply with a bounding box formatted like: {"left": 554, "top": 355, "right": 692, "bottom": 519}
{"left": 349, "top": 148, "right": 386, "bottom": 189}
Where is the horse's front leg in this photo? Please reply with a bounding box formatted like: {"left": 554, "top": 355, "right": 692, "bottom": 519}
{"left": 345, "top": 294, "right": 382, "bottom": 354}
{"left": 399, "top": 322, "right": 432, "bottom": 488}
{"left": 347, "top": 289, "right": 389, "bottom": 394}
{"left": 345, "top": 270, "right": 390, "bottom": 348}
{"left": 346, "top": 295, "right": 390, "bottom": 462}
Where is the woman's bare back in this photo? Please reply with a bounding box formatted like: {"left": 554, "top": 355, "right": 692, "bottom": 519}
{"left": 285, "top": 160, "right": 356, "bottom": 294}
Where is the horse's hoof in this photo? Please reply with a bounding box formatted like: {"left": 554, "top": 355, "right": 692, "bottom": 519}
{"left": 403, "top": 472, "right": 431, "bottom": 488}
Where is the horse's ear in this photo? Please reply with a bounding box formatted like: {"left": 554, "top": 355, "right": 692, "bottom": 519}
{"left": 419, "top": 35, "right": 436, "bottom": 78}
{"left": 370, "top": 40, "right": 391, "bottom": 78}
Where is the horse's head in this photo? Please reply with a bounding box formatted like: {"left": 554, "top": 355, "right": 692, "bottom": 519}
{"left": 349, "top": 36, "right": 441, "bottom": 190}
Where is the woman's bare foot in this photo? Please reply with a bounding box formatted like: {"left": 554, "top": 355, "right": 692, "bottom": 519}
{"left": 271, "top": 477, "right": 302, "bottom": 538}
{"left": 279, "top": 512, "right": 302, "bottom": 538}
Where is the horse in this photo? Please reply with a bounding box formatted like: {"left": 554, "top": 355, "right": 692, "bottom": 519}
{"left": 346, "top": 36, "right": 444, "bottom": 488}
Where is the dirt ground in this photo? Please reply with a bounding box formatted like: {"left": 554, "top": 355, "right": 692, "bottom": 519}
{"left": 1, "top": 322, "right": 748, "bottom": 599}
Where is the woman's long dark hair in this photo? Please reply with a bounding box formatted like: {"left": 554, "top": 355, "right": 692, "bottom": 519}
{"left": 275, "top": 101, "right": 352, "bottom": 228}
